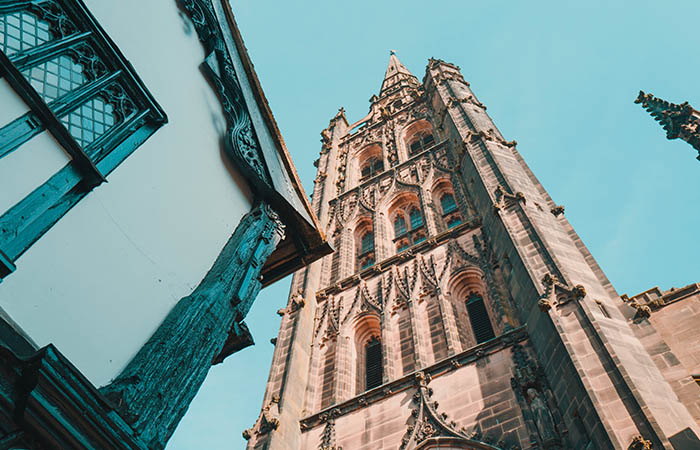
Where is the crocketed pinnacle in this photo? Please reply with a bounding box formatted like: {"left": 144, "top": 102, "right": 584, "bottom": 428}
{"left": 635, "top": 90, "right": 700, "bottom": 161}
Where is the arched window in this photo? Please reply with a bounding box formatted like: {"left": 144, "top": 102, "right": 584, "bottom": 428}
{"left": 409, "top": 132, "right": 435, "bottom": 155}
{"left": 409, "top": 207, "right": 423, "bottom": 229}
{"left": 394, "top": 215, "right": 407, "bottom": 238}
{"left": 365, "top": 337, "right": 383, "bottom": 390}
{"left": 360, "top": 157, "right": 384, "bottom": 180}
{"left": 356, "top": 222, "right": 375, "bottom": 271}
{"left": 466, "top": 296, "right": 495, "bottom": 344}
{"left": 440, "top": 193, "right": 457, "bottom": 214}
{"left": 360, "top": 231, "right": 374, "bottom": 254}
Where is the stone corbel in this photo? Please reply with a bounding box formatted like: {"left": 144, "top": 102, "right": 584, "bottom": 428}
{"left": 242, "top": 399, "right": 280, "bottom": 441}
{"left": 493, "top": 185, "right": 526, "bottom": 213}
{"left": 538, "top": 273, "right": 586, "bottom": 312}
{"left": 550, "top": 205, "right": 565, "bottom": 217}
{"left": 628, "top": 435, "right": 652, "bottom": 450}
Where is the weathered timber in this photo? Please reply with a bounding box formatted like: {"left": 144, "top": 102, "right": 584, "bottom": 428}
{"left": 100, "top": 202, "right": 285, "bottom": 449}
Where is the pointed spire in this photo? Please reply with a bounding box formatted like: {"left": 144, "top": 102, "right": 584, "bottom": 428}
{"left": 380, "top": 50, "right": 418, "bottom": 95}
{"left": 635, "top": 90, "right": 700, "bottom": 161}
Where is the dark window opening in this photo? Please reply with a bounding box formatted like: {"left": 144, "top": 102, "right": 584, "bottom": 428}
{"left": 408, "top": 132, "right": 435, "bottom": 156}
{"left": 365, "top": 337, "right": 383, "bottom": 390}
{"left": 466, "top": 296, "right": 495, "bottom": 344}
{"left": 409, "top": 207, "right": 423, "bottom": 229}
{"left": 360, "top": 156, "right": 383, "bottom": 180}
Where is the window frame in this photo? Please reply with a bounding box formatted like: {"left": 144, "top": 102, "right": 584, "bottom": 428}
{"left": 465, "top": 294, "right": 495, "bottom": 344}
{"left": 0, "top": 0, "right": 166, "bottom": 280}
{"left": 364, "top": 336, "right": 383, "bottom": 391}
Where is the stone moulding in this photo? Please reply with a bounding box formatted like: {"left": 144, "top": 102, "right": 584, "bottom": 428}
{"left": 315, "top": 217, "right": 482, "bottom": 300}
{"left": 299, "top": 326, "right": 528, "bottom": 432}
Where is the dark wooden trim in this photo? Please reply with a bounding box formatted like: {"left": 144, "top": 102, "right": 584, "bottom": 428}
{"left": 100, "top": 202, "right": 286, "bottom": 449}
{"left": 8, "top": 31, "right": 92, "bottom": 71}
{"left": 0, "top": 48, "right": 104, "bottom": 183}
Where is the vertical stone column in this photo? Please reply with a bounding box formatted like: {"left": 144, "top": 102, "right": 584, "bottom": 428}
{"left": 101, "top": 202, "right": 285, "bottom": 449}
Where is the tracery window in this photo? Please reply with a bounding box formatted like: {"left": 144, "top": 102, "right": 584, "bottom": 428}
{"left": 394, "top": 215, "right": 407, "bottom": 238}
{"left": 360, "top": 156, "right": 383, "bottom": 180}
{"left": 365, "top": 336, "right": 383, "bottom": 390}
{"left": 356, "top": 220, "right": 375, "bottom": 271}
{"left": 466, "top": 295, "right": 495, "bottom": 344}
{"left": 440, "top": 193, "right": 457, "bottom": 214}
{"left": 408, "top": 131, "right": 435, "bottom": 155}
{"left": 0, "top": 0, "right": 166, "bottom": 279}
{"left": 392, "top": 203, "right": 425, "bottom": 253}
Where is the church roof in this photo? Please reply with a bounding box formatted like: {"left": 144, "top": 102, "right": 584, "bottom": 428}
{"left": 380, "top": 51, "right": 418, "bottom": 95}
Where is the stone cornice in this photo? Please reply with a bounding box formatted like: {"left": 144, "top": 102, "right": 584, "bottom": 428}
{"left": 299, "top": 326, "right": 528, "bottom": 431}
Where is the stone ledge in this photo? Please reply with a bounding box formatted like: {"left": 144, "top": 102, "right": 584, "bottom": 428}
{"left": 299, "top": 325, "right": 528, "bottom": 431}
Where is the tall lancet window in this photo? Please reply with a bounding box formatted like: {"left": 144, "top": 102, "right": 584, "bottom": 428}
{"left": 466, "top": 295, "right": 495, "bottom": 344}
{"left": 440, "top": 193, "right": 457, "bottom": 214}
{"left": 365, "top": 336, "right": 383, "bottom": 390}
{"left": 394, "top": 215, "right": 407, "bottom": 238}
{"left": 359, "top": 230, "right": 375, "bottom": 270}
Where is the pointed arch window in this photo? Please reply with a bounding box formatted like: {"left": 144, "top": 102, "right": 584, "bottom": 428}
{"left": 409, "top": 207, "right": 423, "bottom": 229}
{"left": 466, "top": 295, "right": 495, "bottom": 344}
{"left": 394, "top": 215, "right": 407, "bottom": 238}
{"left": 360, "top": 230, "right": 374, "bottom": 255}
{"left": 360, "top": 156, "right": 383, "bottom": 180}
{"left": 409, "top": 132, "right": 435, "bottom": 155}
{"left": 365, "top": 336, "right": 383, "bottom": 390}
{"left": 440, "top": 193, "right": 457, "bottom": 214}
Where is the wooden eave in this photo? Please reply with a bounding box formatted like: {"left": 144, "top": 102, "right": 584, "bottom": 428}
{"left": 218, "top": 1, "right": 331, "bottom": 286}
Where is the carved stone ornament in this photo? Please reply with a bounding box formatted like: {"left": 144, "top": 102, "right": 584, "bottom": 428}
{"left": 539, "top": 273, "right": 586, "bottom": 311}
{"left": 243, "top": 399, "right": 280, "bottom": 441}
{"left": 628, "top": 435, "right": 652, "bottom": 450}
{"left": 180, "top": 0, "right": 272, "bottom": 188}
{"left": 318, "top": 408, "right": 342, "bottom": 450}
{"left": 550, "top": 205, "right": 565, "bottom": 217}
{"left": 399, "top": 372, "right": 505, "bottom": 450}
{"left": 629, "top": 301, "right": 652, "bottom": 320}
{"left": 510, "top": 345, "right": 564, "bottom": 449}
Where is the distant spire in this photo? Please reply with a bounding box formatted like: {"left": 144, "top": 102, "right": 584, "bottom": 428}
{"left": 380, "top": 51, "right": 418, "bottom": 96}
{"left": 635, "top": 90, "right": 700, "bottom": 161}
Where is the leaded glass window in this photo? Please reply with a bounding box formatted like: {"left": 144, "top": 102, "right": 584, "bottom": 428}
{"left": 0, "top": 0, "right": 166, "bottom": 280}
{"left": 409, "top": 207, "right": 423, "bottom": 229}
{"left": 409, "top": 132, "right": 435, "bottom": 155}
{"left": 360, "top": 231, "right": 374, "bottom": 254}
{"left": 394, "top": 215, "right": 407, "bottom": 238}
{"left": 360, "top": 157, "right": 383, "bottom": 180}
{"left": 441, "top": 193, "right": 457, "bottom": 214}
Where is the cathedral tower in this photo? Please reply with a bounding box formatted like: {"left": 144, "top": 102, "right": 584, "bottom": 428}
{"left": 245, "top": 54, "right": 700, "bottom": 449}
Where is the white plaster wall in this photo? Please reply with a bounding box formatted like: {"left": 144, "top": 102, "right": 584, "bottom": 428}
{"left": 0, "top": 0, "right": 253, "bottom": 387}
{"left": 0, "top": 78, "right": 29, "bottom": 128}
{"left": 0, "top": 131, "right": 70, "bottom": 213}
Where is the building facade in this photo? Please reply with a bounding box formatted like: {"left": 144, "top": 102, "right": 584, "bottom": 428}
{"left": 0, "top": 1, "right": 329, "bottom": 448}
{"left": 247, "top": 55, "right": 700, "bottom": 450}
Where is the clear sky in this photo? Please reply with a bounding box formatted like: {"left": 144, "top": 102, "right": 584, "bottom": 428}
{"left": 167, "top": 1, "right": 700, "bottom": 448}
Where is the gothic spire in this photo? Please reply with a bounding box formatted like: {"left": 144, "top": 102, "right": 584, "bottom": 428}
{"left": 635, "top": 90, "right": 700, "bottom": 161}
{"left": 379, "top": 50, "right": 419, "bottom": 96}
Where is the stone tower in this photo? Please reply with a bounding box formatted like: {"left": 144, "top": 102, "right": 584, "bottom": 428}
{"left": 244, "top": 54, "right": 700, "bottom": 449}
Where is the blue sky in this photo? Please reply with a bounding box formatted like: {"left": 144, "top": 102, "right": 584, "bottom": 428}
{"left": 167, "top": 1, "right": 700, "bottom": 448}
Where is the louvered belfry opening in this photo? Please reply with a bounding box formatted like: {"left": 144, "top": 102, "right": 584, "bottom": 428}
{"left": 466, "top": 295, "right": 495, "bottom": 344}
{"left": 365, "top": 336, "right": 383, "bottom": 390}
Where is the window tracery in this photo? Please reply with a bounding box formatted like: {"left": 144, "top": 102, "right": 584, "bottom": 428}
{"left": 355, "top": 220, "right": 375, "bottom": 271}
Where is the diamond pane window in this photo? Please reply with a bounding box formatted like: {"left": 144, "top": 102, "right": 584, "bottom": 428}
{"left": 61, "top": 97, "right": 116, "bottom": 149}
{"left": 22, "top": 55, "right": 87, "bottom": 103}
{"left": 0, "top": 11, "right": 53, "bottom": 56}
